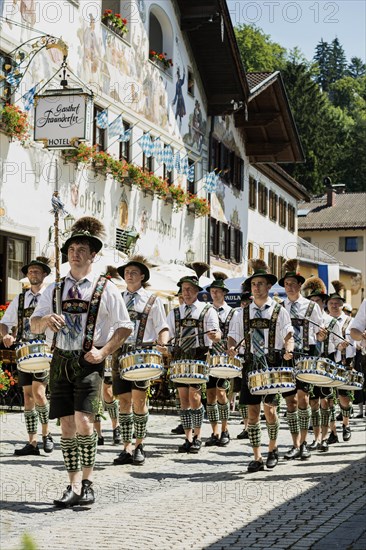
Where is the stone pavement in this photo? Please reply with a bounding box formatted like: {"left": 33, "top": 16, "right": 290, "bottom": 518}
{"left": 0, "top": 408, "right": 365, "bottom": 550}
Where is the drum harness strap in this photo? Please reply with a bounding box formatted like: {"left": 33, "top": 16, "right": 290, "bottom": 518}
{"left": 16, "top": 290, "right": 45, "bottom": 343}
{"left": 173, "top": 304, "right": 211, "bottom": 349}
{"left": 243, "top": 303, "right": 281, "bottom": 366}
{"left": 52, "top": 276, "right": 108, "bottom": 353}
{"left": 340, "top": 316, "right": 352, "bottom": 366}
{"left": 121, "top": 292, "right": 157, "bottom": 349}
{"left": 212, "top": 308, "right": 235, "bottom": 354}
{"left": 290, "top": 301, "right": 315, "bottom": 352}
{"left": 323, "top": 317, "right": 338, "bottom": 357}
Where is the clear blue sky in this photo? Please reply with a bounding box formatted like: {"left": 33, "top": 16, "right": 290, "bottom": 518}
{"left": 227, "top": 0, "right": 366, "bottom": 62}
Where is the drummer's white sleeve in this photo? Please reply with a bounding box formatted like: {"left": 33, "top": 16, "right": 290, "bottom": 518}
{"left": 349, "top": 299, "right": 366, "bottom": 333}
{"left": 30, "top": 284, "right": 55, "bottom": 318}
{"left": 0, "top": 295, "right": 19, "bottom": 330}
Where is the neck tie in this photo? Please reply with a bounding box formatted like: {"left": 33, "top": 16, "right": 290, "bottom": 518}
{"left": 180, "top": 305, "right": 196, "bottom": 351}
{"left": 126, "top": 292, "right": 137, "bottom": 313}
{"left": 290, "top": 301, "right": 302, "bottom": 350}
{"left": 213, "top": 307, "right": 226, "bottom": 353}
{"left": 252, "top": 307, "right": 265, "bottom": 357}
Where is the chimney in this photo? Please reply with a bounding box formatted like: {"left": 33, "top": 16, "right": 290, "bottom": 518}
{"left": 327, "top": 186, "right": 336, "bottom": 207}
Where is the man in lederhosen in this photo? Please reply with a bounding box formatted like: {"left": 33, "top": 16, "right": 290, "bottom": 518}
{"left": 227, "top": 260, "right": 294, "bottom": 472}
{"left": 112, "top": 256, "right": 169, "bottom": 466}
{"left": 350, "top": 299, "right": 366, "bottom": 420}
{"left": 279, "top": 260, "right": 326, "bottom": 461}
{"left": 326, "top": 281, "right": 356, "bottom": 442}
{"left": 31, "top": 217, "right": 133, "bottom": 507}
{"left": 236, "top": 291, "right": 252, "bottom": 440}
{"left": 0, "top": 257, "right": 54, "bottom": 456}
{"left": 204, "top": 277, "right": 235, "bottom": 447}
{"left": 302, "top": 277, "right": 343, "bottom": 452}
{"left": 163, "top": 276, "right": 221, "bottom": 453}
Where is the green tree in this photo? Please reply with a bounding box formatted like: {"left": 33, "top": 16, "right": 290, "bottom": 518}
{"left": 347, "top": 57, "right": 366, "bottom": 79}
{"left": 313, "top": 38, "right": 331, "bottom": 91}
{"left": 234, "top": 24, "right": 287, "bottom": 72}
{"left": 329, "top": 76, "right": 366, "bottom": 112}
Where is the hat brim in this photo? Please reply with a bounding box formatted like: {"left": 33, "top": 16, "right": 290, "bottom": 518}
{"left": 178, "top": 280, "right": 203, "bottom": 292}
{"left": 326, "top": 293, "right": 345, "bottom": 303}
{"left": 278, "top": 274, "right": 305, "bottom": 287}
{"left": 207, "top": 285, "right": 229, "bottom": 293}
{"left": 60, "top": 234, "right": 104, "bottom": 255}
{"left": 308, "top": 292, "right": 329, "bottom": 301}
{"left": 117, "top": 261, "right": 150, "bottom": 283}
{"left": 245, "top": 273, "right": 277, "bottom": 288}
{"left": 21, "top": 262, "right": 51, "bottom": 276}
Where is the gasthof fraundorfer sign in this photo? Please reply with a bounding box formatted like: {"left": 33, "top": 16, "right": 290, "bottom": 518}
{"left": 34, "top": 90, "right": 93, "bottom": 148}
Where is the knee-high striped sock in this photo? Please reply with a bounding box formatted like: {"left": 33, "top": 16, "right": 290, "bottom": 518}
{"left": 298, "top": 407, "right": 311, "bottom": 431}
{"left": 239, "top": 404, "right": 248, "bottom": 420}
{"left": 119, "top": 412, "right": 133, "bottom": 443}
{"left": 247, "top": 422, "right": 261, "bottom": 448}
{"left": 191, "top": 406, "right": 204, "bottom": 429}
{"left": 206, "top": 403, "right": 219, "bottom": 424}
{"left": 266, "top": 419, "right": 279, "bottom": 442}
{"left": 61, "top": 437, "right": 81, "bottom": 472}
{"left": 218, "top": 401, "right": 230, "bottom": 421}
{"left": 24, "top": 409, "right": 38, "bottom": 435}
{"left": 180, "top": 409, "right": 193, "bottom": 430}
{"left": 35, "top": 403, "right": 49, "bottom": 426}
{"left": 311, "top": 407, "right": 320, "bottom": 428}
{"left": 286, "top": 410, "right": 299, "bottom": 434}
{"left": 105, "top": 399, "right": 119, "bottom": 420}
{"left": 320, "top": 407, "right": 331, "bottom": 428}
{"left": 133, "top": 411, "right": 149, "bottom": 440}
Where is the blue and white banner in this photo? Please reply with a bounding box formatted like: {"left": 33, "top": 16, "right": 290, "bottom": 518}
{"left": 318, "top": 264, "right": 340, "bottom": 293}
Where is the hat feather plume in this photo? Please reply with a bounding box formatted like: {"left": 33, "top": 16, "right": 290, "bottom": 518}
{"left": 104, "top": 266, "right": 120, "bottom": 279}
{"left": 186, "top": 261, "right": 210, "bottom": 279}
{"left": 302, "top": 276, "right": 326, "bottom": 295}
{"left": 70, "top": 216, "right": 105, "bottom": 237}
{"left": 35, "top": 256, "right": 51, "bottom": 266}
{"left": 283, "top": 259, "right": 299, "bottom": 273}
{"left": 212, "top": 271, "right": 228, "bottom": 281}
{"left": 331, "top": 280, "right": 345, "bottom": 294}
{"left": 128, "top": 254, "right": 151, "bottom": 268}
{"left": 249, "top": 259, "right": 269, "bottom": 273}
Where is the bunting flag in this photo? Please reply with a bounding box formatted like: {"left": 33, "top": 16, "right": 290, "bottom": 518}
{"left": 187, "top": 163, "right": 195, "bottom": 182}
{"left": 174, "top": 152, "right": 181, "bottom": 173}
{"left": 21, "top": 84, "right": 38, "bottom": 111}
{"left": 108, "top": 114, "right": 123, "bottom": 137}
{"left": 138, "top": 132, "right": 153, "bottom": 157}
{"left": 162, "top": 145, "right": 174, "bottom": 171}
{"left": 203, "top": 171, "right": 219, "bottom": 193}
{"left": 6, "top": 71, "right": 22, "bottom": 86}
{"left": 152, "top": 138, "right": 163, "bottom": 163}
{"left": 118, "top": 128, "right": 132, "bottom": 142}
{"left": 180, "top": 156, "right": 189, "bottom": 176}
{"left": 95, "top": 109, "right": 108, "bottom": 129}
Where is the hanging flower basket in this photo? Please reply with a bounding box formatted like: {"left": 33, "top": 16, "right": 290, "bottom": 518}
{"left": 0, "top": 366, "right": 16, "bottom": 396}
{"left": 102, "top": 10, "right": 128, "bottom": 38}
{"left": 0, "top": 103, "right": 30, "bottom": 142}
{"left": 186, "top": 194, "right": 210, "bottom": 217}
{"left": 149, "top": 50, "right": 173, "bottom": 70}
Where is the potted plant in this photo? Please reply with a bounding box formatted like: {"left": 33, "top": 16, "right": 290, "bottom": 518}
{"left": 61, "top": 142, "right": 94, "bottom": 164}
{"left": 0, "top": 366, "right": 16, "bottom": 396}
{"left": 102, "top": 9, "right": 128, "bottom": 37}
{"left": 0, "top": 103, "right": 30, "bottom": 142}
{"left": 149, "top": 50, "right": 173, "bottom": 70}
{"left": 92, "top": 150, "right": 113, "bottom": 174}
{"left": 187, "top": 194, "right": 210, "bottom": 217}
{"left": 0, "top": 302, "right": 10, "bottom": 320}
{"left": 168, "top": 184, "right": 187, "bottom": 210}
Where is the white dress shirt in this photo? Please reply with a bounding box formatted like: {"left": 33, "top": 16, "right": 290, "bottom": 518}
{"left": 349, "top": 299, "right": 366, "bottom": 334}
{"left": 123, "top": 287, "right": 168, "bottom": 344}
{"left": 333, "top": 312, "right": 356, "bottom": 362}
{"left": 283, "top": 295, "right": 324, "bottom": 346}
{"left": 166, "top": 299, "right": 220, "bottom": 348}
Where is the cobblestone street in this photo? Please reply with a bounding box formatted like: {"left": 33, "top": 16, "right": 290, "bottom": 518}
{"left": 1, "top": 408, "right": 365, "bottom": 550}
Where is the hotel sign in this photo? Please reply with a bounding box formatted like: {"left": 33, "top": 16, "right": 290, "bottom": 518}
{"left": 34, "top": 89, "right": 93, "bottom": 148}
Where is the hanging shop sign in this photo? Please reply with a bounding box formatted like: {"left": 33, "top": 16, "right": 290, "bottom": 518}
{"left": 34, "top": 88, "right": 93, "bottom": 148}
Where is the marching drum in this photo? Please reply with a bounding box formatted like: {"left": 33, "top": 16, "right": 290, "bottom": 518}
{"left": 170, "top": 360, "right": 209, "bottom": 385}
{"left": 338, "top": 370, "right": 364, "bottom": 391}
{"left": 295, "top": 356, "right": 336, "bottom": 385}
{"left": 15, "top": 339, "right": 52, "bottom": 373}
{"left": 321, "top": 364, "right": 346, "bottom": 388}
{"left": 119, "top": 349, "right": 164, "bottom": 382}
{"left": 248, "top": 367, "right": 296, "bottom": 395}
{"left": 208, "top": 354, "right": 242, "bottom": 379}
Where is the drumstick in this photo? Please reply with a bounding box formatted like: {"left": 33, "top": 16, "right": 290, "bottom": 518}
{"left": 298, "top": 317, "right": 349, "bottom": 344}
{"left": 166, "top": 329, "right": 218, "bottom": 345}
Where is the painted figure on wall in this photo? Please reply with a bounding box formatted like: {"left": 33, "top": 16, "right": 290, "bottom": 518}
{"left": 172, "top": 66, "right": 186, "bottom": 130}
{"left": 184, "top": 99, "right": 206, "bottom": 153}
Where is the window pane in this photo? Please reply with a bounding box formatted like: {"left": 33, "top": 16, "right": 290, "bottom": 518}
{"left": 345, "top": 237, "right": 358, "bottom": 252}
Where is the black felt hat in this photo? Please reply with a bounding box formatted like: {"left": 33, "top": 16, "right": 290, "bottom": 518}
{"left": 177, "top": 276, "right": 203, "bottom": 291}
{"left": 206, "top": 279, "right": 229, "bottom": 293}
{"left": 21, "top": 256, "right": 51, "bottom": 276}
{"left": 244, "top": 259, "right": 277, "bottom": 289}
{"left": 61, "top": 217, "right": 105, "bottom": 254}
{"left": 278, "top": 259, "right": 305, "bottom": 287}
{"left": 117, "top": 256, "right": 150, "bottom": 283}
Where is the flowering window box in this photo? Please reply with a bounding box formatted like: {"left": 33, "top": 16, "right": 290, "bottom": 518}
{"left": 102, "top": 10, "right": 128, "bottom": 39}
{"left": 149, "top": 50, "right": 173, "bottom": 71}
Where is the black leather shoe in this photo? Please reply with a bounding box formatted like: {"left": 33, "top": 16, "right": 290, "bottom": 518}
{"left": 79, "top": 480, "right": 95, "bottom": 505}
{"left": 113, "top": 427, "right": 121, "bottom": 445}
{"left": 247, "top": 459, "right": 264, "bottom": 472}
{"left": 356, "top": 413, "right": 364, "bottom": 418}
{"left": 300, "top": 442, "right": 311, "bottom": 460}
{"left": 178, "top": 438, "right": 192, "bottom": 453}
{"left": 133, "top": 444, "right": 145, "bottom": 465}
{"left": 327, "top": 432, "right": 339, "bottom": 444}
{"left": 171, "top": 424, "right": 185, "bottom": 435}
{"left": 113, "top": 450, "right": 133, "bottom": 465}
{"left": 266, "top": 449, "right": 278, "bottom": 469}
{"left": 205, "top": 433, "right": 220, "bottom": 447}
{"left": 53, "top": 486, "right": 80, "bottom": 508}
{"left": 219, "top": 431, "right": 230, "bottom": 447}
{"left": 189, "top": 436, "right": 202, "bottom": 454}
{"left": 336, "top": 412, "right": 343, "bottom": 421}
{"left": 14, "top": 443, "right": 40, "bottom": 456}
{"left": 318, "top": 440, "right": 329, "bottom": 452}
{"left": 284, "top": 446, "right": 300, "bottom": 460}
{"left": 97, "top": 436, "right": 104, "bottom": 446}
{"left": 343, "top": 425, "right": 351, "bottom": 441}
{"left": 42, "top": 434, "right": 54, "bottom": 453}
{"left": 307, "top": 440, "right": 320, "bottom": 451}
{"left": 237, "top": 429, "right": 249, "bottom": 440}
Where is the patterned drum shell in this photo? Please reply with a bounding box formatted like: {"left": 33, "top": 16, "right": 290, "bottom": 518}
{"left": 321, "top": 363, "right": 346, "bottom": 388}
{"left": 248, "top": 367, "right": 295, "bottom": 395}
{"left": 338, "top": 370, "right": 364, "bottom": 391}
{"left": 208, "top": 354, "right": 242, "bottom": 379}
{"left": 15, "top": 340, "right": 52, "bottom": 373}
{"left": 170, "top": 360, "right": 209, "bottom": 384}
{"left": 295, "top": 356, "right": 336, "bottom": 385}
{"left": 104, "top": 354, "right": 113, "bottom": 377}
{"left": 119, "top": 349, "right": 164, "bottom": 381}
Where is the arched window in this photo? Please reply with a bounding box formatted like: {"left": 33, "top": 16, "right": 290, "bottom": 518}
{"left": 149, "top": 13, "right": 163, "bottom": 53}
{"left": 148, "top": 5, "right": 173, "bottom": 74}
